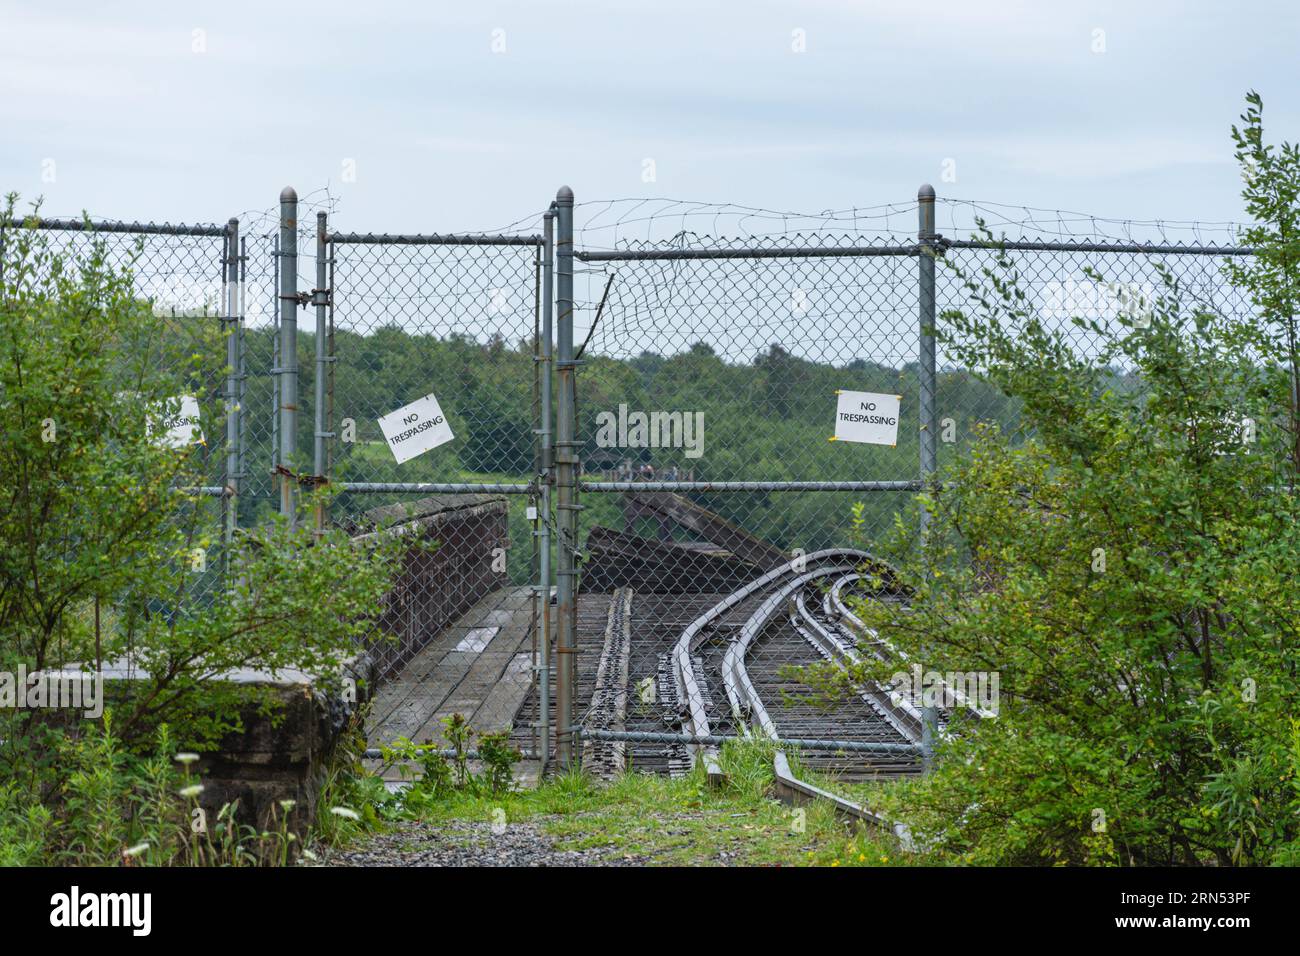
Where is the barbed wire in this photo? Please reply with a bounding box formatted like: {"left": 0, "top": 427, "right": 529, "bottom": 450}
{"left": 233, "top": 185, "right": 340, "bottom": 240}
{"left": 573, "top": 195, "right": 1252, "bottom": 252}
{"left": 575, "top": 197, "right": 921, "bottom": 250}
{"left": 8, "top": 191, "right": 1250, "bottom": 252}
{"left": 937, "top": 197, "right": 1248, "bottom": 247}
{"left": 564, "top": 195, "right": 1257, "bottom": 373}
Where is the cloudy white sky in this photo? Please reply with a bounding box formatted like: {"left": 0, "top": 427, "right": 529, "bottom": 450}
{"left": 2, "top": 0, "right": 1297, "bottom": 236}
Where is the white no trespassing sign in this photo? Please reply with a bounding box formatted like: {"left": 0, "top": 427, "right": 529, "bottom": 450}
{"left": 833, "top": 390, "right": 901, "bottom": 446}
{"left": 377, "top": 393, "right": 455, "bottom": 464}
{"left": 157, "top": 395, "right": 204, "bottom": 449}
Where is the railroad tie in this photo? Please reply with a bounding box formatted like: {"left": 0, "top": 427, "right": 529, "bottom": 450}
{"left": 581, "top": 587, "right": 633, "bottom": 777}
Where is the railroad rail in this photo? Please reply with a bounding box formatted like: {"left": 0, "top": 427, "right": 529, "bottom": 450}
{"left": 829, "top": 574, "right": 998, "bottom": 723}
{"left": 367, "top": 534, "right": 942, "bottom": 850}
{"left": 657, "top": 549, "right": 922, "bottom": 837}
{"left": 792, "top": 576, "right": 922, "bottom": 742}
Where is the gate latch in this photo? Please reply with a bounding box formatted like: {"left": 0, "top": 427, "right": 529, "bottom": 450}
{"left": 282, "top": 289, "right": 330, "bottom": 308}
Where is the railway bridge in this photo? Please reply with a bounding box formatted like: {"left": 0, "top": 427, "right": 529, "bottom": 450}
{"left": 361, "top": 490, "right": 933, "bottom": 830}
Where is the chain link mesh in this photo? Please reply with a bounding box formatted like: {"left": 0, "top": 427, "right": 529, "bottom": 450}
{"left": 11, "top": 194, "right": 1256, "bottom": 781}
{"left": 555, "top": 197, "right": 1256, "bottom": 780}
{"left": 933, "top": 238, "right": 1256, "bottom": 470}
{"left": 566, "top": 206, "right": 920, "bottom": 775}
{"left": 321, "top": 226, "right": 549, "bottom": 762}
{"left": 1, "top": 217, "right": 234, "bottom": 628}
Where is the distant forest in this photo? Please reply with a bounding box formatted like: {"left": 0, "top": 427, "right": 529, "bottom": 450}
{"left": 205, "top": 326, "right": 1028, "bottom": 575}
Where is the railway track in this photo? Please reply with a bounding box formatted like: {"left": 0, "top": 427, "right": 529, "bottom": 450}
{"left": 660, "top": 551, "right": 920, "bottom": 777}
{"left": 695, "top": 549, "right": 920, "bottom": 837}
{"left": 793, "top": 575, "right": 923, "bottom": 744}
{"left": 581, "top": 588, "right": 632, "bottom": 777}
{"left": 518, "top": 543, "right": 979, "bottom": 846}
{"left": 566, "top": 550, "right": 930, "bottom": 775}
{"left": 826, "top": 573, "right": 997, "bottom": 727}
{"left": 515, "top": 590, "right": 767, "bottom": 774}
{"left": 765, "top": 581, "right": 923, "bottom": 779}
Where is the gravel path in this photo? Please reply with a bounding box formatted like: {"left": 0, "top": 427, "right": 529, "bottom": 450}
{"left": 318, "top": 819, "right": 648, "bottom": 867}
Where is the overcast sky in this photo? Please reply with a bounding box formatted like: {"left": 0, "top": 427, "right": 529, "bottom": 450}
{"left": 2, "top": 0, "right": 1297, "bottom": 238}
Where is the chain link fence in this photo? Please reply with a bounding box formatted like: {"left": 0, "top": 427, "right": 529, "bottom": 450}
{"left": 6, "top": 188, "right": 1256, "bottom": 779}
{"left": 558, "top": 193, "right": 1256, "bottom": 779}
{"left": 319, "top": 220, "right": 550, "bottom": 762}
{"left": 0, "top": 214, "right": 237, "bottom": 628}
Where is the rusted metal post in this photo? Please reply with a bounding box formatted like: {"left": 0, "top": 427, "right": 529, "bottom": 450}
{"left": 554, "top": 186, "right": 578, "bottom": 769}
{"left": 278, "top": 186, "right": 299, "bottom": 523}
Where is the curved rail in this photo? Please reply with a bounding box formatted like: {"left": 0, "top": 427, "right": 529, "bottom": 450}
{"left": 712, "top": 560, "right": 915, "bottom": 842}
{"left": 666, "top": 548, "right": 921, "bottom": 843}
{"left": 721, "top": 566, "right": 853, "bottom": 739}
{"left": 792, "top": 578, "right": 922, "bottom": 742}
{"left": 829, "top": 576, "right": 997, "bottom": 722}
{"left": 669, "top": 548, "right": 874, "bottom": 781}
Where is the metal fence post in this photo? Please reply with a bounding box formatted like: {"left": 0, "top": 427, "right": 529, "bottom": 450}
{"left": 238, "top": 234, "right": 248, "bottom": 510}
{"left": 271, "top": 232, "right": 280, "bottom": 486}
{"left": 326, "top": 234, "right": 336, "bottom": 485}
{"left": 918, "top": 183, "right": 938, "bottom": 501}
{"left": 554, "top": 186, "right": 578, "bottom": 769}
{"left": 531, "top": 244, "right": 541, "bottom": 763}
{"left": 278, "top": 187, "right": 299, "bottom": 522}
{"left": 918, "top": 182, "right": 939, "bottom": 771}
{"left": 313, "top": 210, "right": 331, "bottom": 537}
{"left": 537, "top": 206, "right": 556, "bottom": 770}
{"left": 223, "top": 217, "right": 241, "bottom": 564}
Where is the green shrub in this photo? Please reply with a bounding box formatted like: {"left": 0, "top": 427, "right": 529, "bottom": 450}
{"left": 0, "top": 195, "right": 401, "bottom": 863}
{"left": 834, "top": 94, "right": 1300, "bottom": 866}
{"left": 381, "top": 713, "right": 524, "bottom": 811}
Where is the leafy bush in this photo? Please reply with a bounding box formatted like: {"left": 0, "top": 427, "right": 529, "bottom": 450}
{"left": 0, "top": 713, "right": 308, "bottom": 866}
{"left": 311, "top": 710, "right": 396, "bottom": 848}
{"left": 477, "top": 731, "right": 523, "bottom": 796}
{"left": 0, "top": 196, "right": 401, "bottom": 862}
{"left": 837, "top": 94, "right": 1300, "bottom": 865}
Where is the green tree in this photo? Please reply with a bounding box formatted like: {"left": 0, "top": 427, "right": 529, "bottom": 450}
{"left": 0, "top": 197, "right": 400, "bottom": 787}
{"left": 1228, "top": 90, "right": 1300, "bottom": 484}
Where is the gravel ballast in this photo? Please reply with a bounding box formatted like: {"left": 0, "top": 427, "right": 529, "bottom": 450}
{"left": 318, "top": 819, "right": 647, "bottom": 867}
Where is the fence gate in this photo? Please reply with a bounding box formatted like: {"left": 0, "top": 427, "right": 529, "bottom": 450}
{"left": 287, "top": 198, "right": 551, "bottom": 763}
{"left": 547, "top": 188, "right": 1254, "bottom": 779}
{"left": 542, "top": 189, "right": 940, "bottom": 775}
